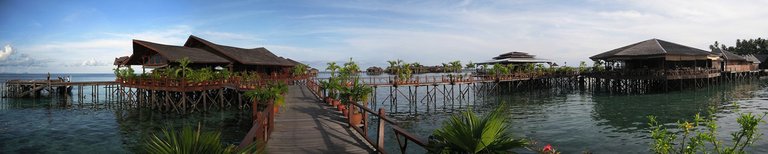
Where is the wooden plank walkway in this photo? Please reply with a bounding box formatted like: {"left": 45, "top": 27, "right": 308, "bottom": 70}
{"left": 267, "top": 85, "right": 373, "bottom": 154}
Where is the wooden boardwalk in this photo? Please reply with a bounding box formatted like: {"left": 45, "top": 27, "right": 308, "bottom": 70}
{"left": 266, "top": 85, "right": 373, "bottom": 154}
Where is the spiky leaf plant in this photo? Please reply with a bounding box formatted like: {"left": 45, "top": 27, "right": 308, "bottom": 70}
{"left": 144, "top": 124, "right": 263, "bottom": 154}
{"left": 429, "top": 106, "right": 527, "bottom": 153}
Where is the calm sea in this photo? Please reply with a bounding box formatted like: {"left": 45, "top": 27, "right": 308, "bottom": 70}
{"left": 1, "top": 73, "right": 767, "bottom": 153}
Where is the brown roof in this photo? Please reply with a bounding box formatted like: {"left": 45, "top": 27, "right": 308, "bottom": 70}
{"left": 114, "top": 56, "right": 129, "bottom": 65}
{"left": 712, "top": 48, "right": 746, "bottom": 61}
{"left": 129, "top": 40, "right": 230, "bottom": 64}
{"left": 185, "top": 35, "right": 294, "bottom": 66}
{"left": 493, "top": 51, "right": 535, "bottom": 60}
{"left": 744, "top": 54, "right": 761, "bottom": 63}
{"left": 590, "top": 39, "right": 714, "bottom": 60}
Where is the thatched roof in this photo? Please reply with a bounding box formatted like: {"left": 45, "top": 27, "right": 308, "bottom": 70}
{"left": 120, "top": 35, "right": 297, "bottom": 68}
{"left": 744, "top": 54, "right": 761, "bottom": 64}
{"left": 712, "top": 48, "right": 746, "bottom": 61}
{"left": 114, "top": 56, "right": 129, "bottom": 65}
{"left": 185, "top": 35, "right": 294, "bottom": 66}
{"left": 477, "top": 51, "right": 550, "bottom": 65}
{"left": 126, "top": 40, "right": 231, "bottom": 65}
{"left": 590, "top": 39, "right": 715, "bottom": 61}
{"left": 493, "top": 51, "right": 535, "bottom": 60}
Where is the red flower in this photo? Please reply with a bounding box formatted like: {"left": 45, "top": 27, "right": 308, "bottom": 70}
{"left": 542, "top": 144, "right": 552, "bottom": 152}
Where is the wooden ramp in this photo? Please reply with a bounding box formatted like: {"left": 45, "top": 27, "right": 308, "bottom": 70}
{"left": 267, "top": 85, "right": 373, "bottom": 154}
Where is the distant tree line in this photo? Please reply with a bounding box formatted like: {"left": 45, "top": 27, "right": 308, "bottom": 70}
{"left": 709, "top": 38, "right": 768, "bottom": 54}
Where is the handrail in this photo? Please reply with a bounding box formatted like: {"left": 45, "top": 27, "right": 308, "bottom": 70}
{"left": 345, "top": 99, "right": 428, "bottom": 154}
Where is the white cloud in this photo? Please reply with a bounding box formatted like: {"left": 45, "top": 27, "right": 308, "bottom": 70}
{"left": 0, "top": 45, "right": 13, "bottom": 61}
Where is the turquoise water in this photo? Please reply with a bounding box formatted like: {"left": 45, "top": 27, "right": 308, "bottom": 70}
{"left": 2, "top": 73, "right": 768, "bottom": 153}
{"left": 0, "top": 74, "right": 252, "bottom": 153}
{"left": 377, "top": 79, "right": 768, "bottom": 153}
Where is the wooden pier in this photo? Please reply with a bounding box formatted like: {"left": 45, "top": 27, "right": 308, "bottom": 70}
{"left": 266, "top": 85, "right": 372, "bottom": 153}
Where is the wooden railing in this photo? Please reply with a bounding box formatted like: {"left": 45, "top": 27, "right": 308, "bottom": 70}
{"left": 346, "top": 102, "right": 428, "bottom": 154}
{"left": 319, "top": 72, "right": 580, "bottom": 86}
{"left": 238, "top": 100, "right": 276, "bottom": 149}
{"left": 116, "top": 74, "right": 314, "bottom": 91}
{"left": 583, "top": 69, "right": 721, "bottom": 80}
{"left": 307, "top": 78, "right": 429, "bottom": 154}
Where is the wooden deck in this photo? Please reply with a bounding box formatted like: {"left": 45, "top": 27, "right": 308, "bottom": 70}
{"left": 266, "top": 85, "right": 373, "bottom": 154}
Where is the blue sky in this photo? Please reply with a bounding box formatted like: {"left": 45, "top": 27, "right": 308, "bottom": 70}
{"left": 1, "top": 0, "right": 768, "bottom": 73}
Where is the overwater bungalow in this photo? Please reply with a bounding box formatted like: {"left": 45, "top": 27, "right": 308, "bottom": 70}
{"left": 476, "top": 51, "right": 552, "bottom": 66}
{"left": 589, "top": 38, "right": 721, "bottom": 80}
{"left": 743, "top": 54, "right": 762, "bottom": 70}
{"left": 712, "top": 49, "right": 753, "bottom": 72}
{"left": 117, "top": 35, "right": 296, "bottom": 75}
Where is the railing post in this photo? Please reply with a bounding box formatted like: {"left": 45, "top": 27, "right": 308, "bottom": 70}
{"left": 377, "top": 108, "right": 386, "bottom": 151}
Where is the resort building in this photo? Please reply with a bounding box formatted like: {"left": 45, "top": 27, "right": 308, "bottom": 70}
{"left": 476, "top": 51, "right": 553, "bottom": 66}
{"left": 711, "top": 48, "right": 753, "bottom": 72}
{"left": 116, "top": 35, "right": 298, "bottom": 75}
{"left": 589, "top": 38, "right": 721, "bottom": 80}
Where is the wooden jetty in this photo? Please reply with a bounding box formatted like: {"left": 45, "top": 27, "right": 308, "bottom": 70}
{"left": 240, "top": 79, "right": 430, "bottom": 154}
{"left": 266, "top": 85, "right": 372, "bottom": 153}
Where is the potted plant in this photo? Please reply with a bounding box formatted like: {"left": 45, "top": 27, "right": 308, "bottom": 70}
{"left": 346, "top": 78, "right": 372, "bottom": 126}
{"left": 244, "top": 81, "right": 287, "bottom": 114}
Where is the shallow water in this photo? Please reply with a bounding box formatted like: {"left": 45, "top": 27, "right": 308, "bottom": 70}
{"left": 0, "top": 74, "right": 252, "bottom": 153}
{"left": 2, "top": 73, "right": 768, "bottom": 153}
{"left": 379, "top": 79, "right": 768, "bottom": 153}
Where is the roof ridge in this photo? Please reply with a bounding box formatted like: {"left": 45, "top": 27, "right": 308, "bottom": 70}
{"left": 653, "top": 38, "right": 668, "bottom": 53}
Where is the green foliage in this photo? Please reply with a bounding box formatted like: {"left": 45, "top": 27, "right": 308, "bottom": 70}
{"left": 291, "top": 64, "right": 308, "bottom": 76}
{"left": 326, "top": 62, "right": 340, "bottom": 77}
{"left": 114, "top": 67, "right": 136, "bottom": 79}
{"left": 465, "top": 61, "right": 476, "bottom": 69}
{"left": 214, "top": 69, "right": 231, "bottom": 80}
{"left": 144, "top": 124, "right": 263, "bottom": 154}
{"left": 450, "top": 60, "right": 462, "bottom": 73}
{"left": 647, "top": 108, "right": 767, "bottom": 154}
{"left": 245, "top": 81, "right": 288, "bottom": 107}
{"left": 710, "top": 38, "right": 768, "bottom": 55}
{"left": 340, "top": 77, "right": 373, "bottom": 105}
{"left": 578, "top": 61, "right": 588, "bottom": 73}
{"left": 429, "top": 106, "right": 528, "bottom": 153}
{"left": 186, "top": 68, "right": 214, "bottom": 83}
{"left": 175, "top": 57, "right": 193, "bottom": 78}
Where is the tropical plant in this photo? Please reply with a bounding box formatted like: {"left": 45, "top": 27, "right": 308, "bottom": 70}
{"left": 175, "top": 57, "right": 193, "bottom": 79}
{"left": 326, "top": 62, "right": 340, "bottom": 78}
{"left": 428, "top": 106, "right": 527, "bottom": 153}
{"left": 465, "top": 61, "right": 476, "bottom": 69}
{"left": 578, "top": 61, "right": 588, "bottom": 73}
{"left": 214, "top": 69, "right": 231, "bottom": 80}
{"left": 647, "top": 107, "right": 767, "bottom": 154}
{"left": 292, "top": 64, "right": 307, "bottom": 76}
{"left": 245, "top": 82, "right": 288, "bottom": 107}
{"left": 144, "top": 124, "right": 263, "bottom": 154}
{"left": 450, "top": 61, "right": 462, "bottom": 73}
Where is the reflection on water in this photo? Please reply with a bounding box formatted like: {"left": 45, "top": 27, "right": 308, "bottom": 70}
{"left": 0, "top": 96, "right": 251, "bottom": 153}
{"left": 387, "top": 79, "right": 768, "bottom": 153}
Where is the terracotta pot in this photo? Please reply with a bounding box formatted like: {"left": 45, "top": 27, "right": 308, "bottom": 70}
{"left": 340, "top": 106, "right": 348, "bottom": 117}
{"left": 273, "top": 105, "right": 280, "bottom": 113}
{"left": 350, "top": 112, "right": 363, "bottom": 126}
{"left": 336, "top": 104, "right": 345, "bottom": 112}
{"left": 332, "top": 100, "right": 341, "bottom": 106}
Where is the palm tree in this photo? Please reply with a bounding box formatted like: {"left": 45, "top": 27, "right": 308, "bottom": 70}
{"left": 450, "top": 61, "right": 462, "bottom": 73}
{"left": 465, "top": 61, "right": 475, "bottom": 69}
{"left": 442, "top": 63, "right": 450, "bottom": 73}
{"left": 428, "top": 106, "right": 527, "bottom": 153}
{"left": 387, "top": 60, "right": 398, "bottom": 74}
{"left": 175, "top": 57, "right": 193, "bottom": 79}
{"left": 326, "top": 62, "right": 340, "bottom": 78}
{"left": 144, "top": 124, "right": 263, "bottom": 154}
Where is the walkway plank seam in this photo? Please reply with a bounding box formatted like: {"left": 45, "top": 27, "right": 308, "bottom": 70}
{"left": 266, "top": 85, "right": 374, "bottom": 154}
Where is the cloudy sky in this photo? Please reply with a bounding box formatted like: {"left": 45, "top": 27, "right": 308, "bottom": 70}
{"left": 1, "top": 0, "right": 767, "bottom": 73}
